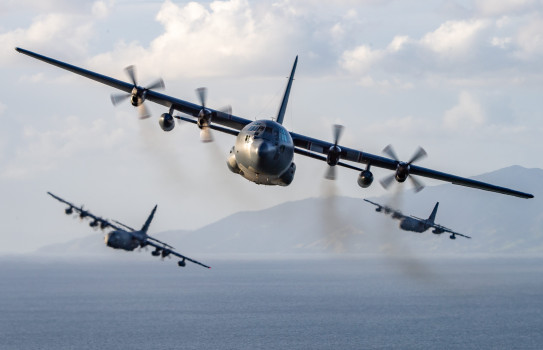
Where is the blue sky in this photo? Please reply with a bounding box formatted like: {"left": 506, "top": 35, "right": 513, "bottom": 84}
{"left": 1, "top": 0, "right": 542, "bottom": 253}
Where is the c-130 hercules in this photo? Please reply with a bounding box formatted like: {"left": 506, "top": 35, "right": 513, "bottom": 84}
{"left": 48, "top": 192, "right": 210, "bottom": 269}
{"left": 364, "top": 199, "right": 471, "bottom": 240}
{"left": 17, "top": 48, "right": 533, "bottom": 200}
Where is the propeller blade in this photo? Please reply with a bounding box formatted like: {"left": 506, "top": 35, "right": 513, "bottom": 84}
{"left": 200, "top": 126, "right": 213, "bottom": 143}
{"left": 219, "top": 105, "right": 232, "bottom": 116}
{"left": 380, "top": 174, "right": 396, "bottom": 189}
{"left": 325, "top": 165, "right": 336, "bottom": 180}
{"left": 408, "top": 147, "right": 427, "bottom": 164}
{"left": 382, "top": 144, "right": 399, "bottom": 161}
{"left": 110, "top": 93, "right": 131, "bottom": 106}
{"left": 333, "top": 124, "right": 344, "bottom": 145}
{"left": 138, "top": 103, "right": 151, "bottom": 119}
{"left": 125, "top": 65, "right": 137, "bottom": 86}
{"left": 146, "top": 78, "right": 165, "bottom": 91}
{"left": 409, "top": 175, "right": 425, "bottom": 193}
{"left": 196, "top": 87, "right": 207, "bottom": 108}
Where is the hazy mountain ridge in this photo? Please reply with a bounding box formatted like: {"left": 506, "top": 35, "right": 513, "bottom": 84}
{"left": 37, "top": 166, "right": 543, "bottom": 257}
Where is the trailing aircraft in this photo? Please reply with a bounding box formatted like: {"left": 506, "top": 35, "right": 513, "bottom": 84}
{"left": 363, "top": 199, "right": 470, "bottom": 239}
{"left": 17, "top": 48, "right": 533, "bottom": 199}
{"left": 48, "top": 192, "right": 210, "bottom": 268}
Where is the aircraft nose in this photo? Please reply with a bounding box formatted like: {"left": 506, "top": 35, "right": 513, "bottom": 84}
{"left": 250, "top": 139, "right": 274, "bottom": 160}
{"left": 256, "top": 142, "right": 272, "bottom": 158}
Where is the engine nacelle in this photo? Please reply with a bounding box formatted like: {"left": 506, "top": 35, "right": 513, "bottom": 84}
{"left": 449, "top": 234, "right": 456, "bottom": 240}
{"left": 89, "top": 220, "right": 98, "bottom": 227}
{"left": 277, "top": 162, "right": 296, "bottom": 186}
{"left": 178, "top": 259, "right": 186, "bottom": 267}
{"left": 433, "top": 228, "right": 444, "bottom": 234}
{"left": 65, "top": 207, "right": 73, "bottom": 215}
{"left": 159, "top": 113, "right": 175, "bottom": 132}
{"left": 326, "top": 145, "right": 341, "bottom": 166}
{"left": 395, "top": 163, "right": 410, "bottom": 183}
{"left": 151, "top": 249, "right": 161, "bottom": 257}
{"left": 161, "top": 249, "right": 171, "bottom": 258}
{"left": 130, "top": 87, "right": 145, "bottom": 106}
{"left": 357, "top": 170, "right": 374, "bottom": 188}
{"left": 226, "top": 147, "right": 242, "bottom": 174}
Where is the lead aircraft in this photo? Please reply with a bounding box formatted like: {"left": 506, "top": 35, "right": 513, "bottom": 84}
{"left": 364, "top": 199, "right": 470, "bottom": 239}
{"left": 18, "top": 48, "right": 533, "bottom": 199}
{"left": 48, "top": 192, "right": 210, "bottom": 269}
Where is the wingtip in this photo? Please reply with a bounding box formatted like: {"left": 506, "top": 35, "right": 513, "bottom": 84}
{"left": 15, "top": 47, "right": 21, "bottom": 53}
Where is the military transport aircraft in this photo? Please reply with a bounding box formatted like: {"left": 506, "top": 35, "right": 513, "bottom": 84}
{"left": 18, "top": 48, "right": 533, "bottom": 199}
{"left": 364, "top": 199, "right": 470, "bottom": 240}
{"left": 48, "top": 192, "right": 210, "bottom": 269}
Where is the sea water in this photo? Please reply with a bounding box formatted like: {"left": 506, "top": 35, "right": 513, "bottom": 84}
{"left": 0, "top": 256, "right": 542, "bottom": 349}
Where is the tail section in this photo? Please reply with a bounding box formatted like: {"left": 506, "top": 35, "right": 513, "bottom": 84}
{"left": 428, "top": 202, "right": 439, "bottom": 223}
{"left": 141, "top": 205, "right": 157, "bottom": 234}
{"left": 275, "top": 55, "right": 298, "bottom": 125}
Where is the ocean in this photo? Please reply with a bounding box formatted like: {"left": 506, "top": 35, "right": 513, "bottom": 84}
{"left": 1, "top": 256, "right": 542, "bottom": 349}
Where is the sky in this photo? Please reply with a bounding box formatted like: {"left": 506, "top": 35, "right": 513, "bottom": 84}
{"left": 1, "top": 0, "right": 542, "bottom": 253}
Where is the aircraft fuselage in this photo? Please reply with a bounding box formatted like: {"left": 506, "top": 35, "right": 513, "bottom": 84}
{"left": 227, "top": 119, "right": 296, "bottom": 186}
{"left": 105, "top": 230, "right": 142, "bottom": 251}
{"left": 399, "top": 217, "right": 430, "bottom": 233}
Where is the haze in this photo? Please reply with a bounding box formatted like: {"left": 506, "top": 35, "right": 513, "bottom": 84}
{"left": 1, "top": 0, "right": 542, "bottom": 253}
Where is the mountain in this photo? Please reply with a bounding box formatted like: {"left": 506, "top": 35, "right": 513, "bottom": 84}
{"left": 37, "top": 166, "right": 543, "bottom": 257}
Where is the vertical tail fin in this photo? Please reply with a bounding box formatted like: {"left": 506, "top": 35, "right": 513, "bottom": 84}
{"left": 428, "top": 202, "right": 439, "bottom": 223}
{"left": 275, "top": 56, "right": 298, "bottom": 125}
{"left": 141, "top": 205, "right": 157, "bottom": 233}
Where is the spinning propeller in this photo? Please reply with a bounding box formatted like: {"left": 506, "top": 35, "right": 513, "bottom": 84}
{"left": 110, "top": 65, "right": 165, "bottom": 119}
{"left": 380, "top": 144, "right": 427, "bottom": 192}
{"left": 325, "top": 124, "right": 344, "bottom": 180}
{"left": 196, "top": 87, "right": 213, "bottom": 142}
{"left": 194, "top": 87, "right": 232, "bottom": 142}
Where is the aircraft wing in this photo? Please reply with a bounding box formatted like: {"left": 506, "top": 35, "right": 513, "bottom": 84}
{"left": 145, "top": 239, "right": 211, "bottom": 269}
{"left": 430, "top": 223, "right": 471, "bottom": 239}
{"left": 291, "top": 133, "right": 533, "bottom": 199}
{"left": 15, "top": 47, "right": 251, "bottom": 132}
{"left": 48, "top": 192, "right": 121, "bottom": 231}
{"left": 21, "top": 48, "right": 533, "bottom": 199}
{"left": 363, "top": 199, "right": 405, "bottom": 219}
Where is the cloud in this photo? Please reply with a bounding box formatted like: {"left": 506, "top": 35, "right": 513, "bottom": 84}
{"left": 1, "top": 114, "right": 129, "bottom": 180}
{"left": 340, "top": 45, "right": 384, "bottom": 74}
{"left": 475, "top": 0, "right": 538, "bottom": 16}
{"left": 0, "top": 13, "right": 94, "bottom": 64}
{"left": 87, "top": 0, "right": 298, "bottom": 79}
{"left": 91, "top": 0, "right": 113, "bottom": 19}
{"left": 514, "top": 16, "right": 543, "bottom": 59}
{"left": 443, "top": 91, "right": 486, "bottom": 130}
{"left": 420, "top": 19, "right": 489, "bottom": 58}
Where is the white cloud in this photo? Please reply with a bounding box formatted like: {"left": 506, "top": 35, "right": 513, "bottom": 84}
{"left": 0, "top": 13, "right": 94, "bottom": 64}
{"left": 443, "top": 91, "right": 486, "bottom": 130}
{"left": 340, "top": 45, "right": 384, "bottom": 74}
{"left": 491, "top": 36, "right": 512, "bottom": 49}
{"left": 475, "top": 0, "right": 538, "bottom": 16}
{"left": 1, "top": 114, "right": 128, "bottom": 179}
{"left": 514, "top": 16, "right": 543, "bottom": 59}
{"left": 87, "top": 0, "right": 296, "bottom": 79}
{"left": 92, "top": 0, "right": 113, "bottom": 19}
{"left": 420, "top": 19, "right": 488, "bottom": 57}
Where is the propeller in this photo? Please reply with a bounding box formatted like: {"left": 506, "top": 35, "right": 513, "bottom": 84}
{"left": 195, "top": 87, "right": 213, "bottom": 142}
{"left": 380, "top": 145, "right": 427, "bottom": 192}
{"left": 325, "top": 124, "right": 344, "bottom": 180}
{"left": 110, "top": 65, "right": 165, "bottom": 119}
{"left": 194, "top": 87, "right": 232, "bottom": 142}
